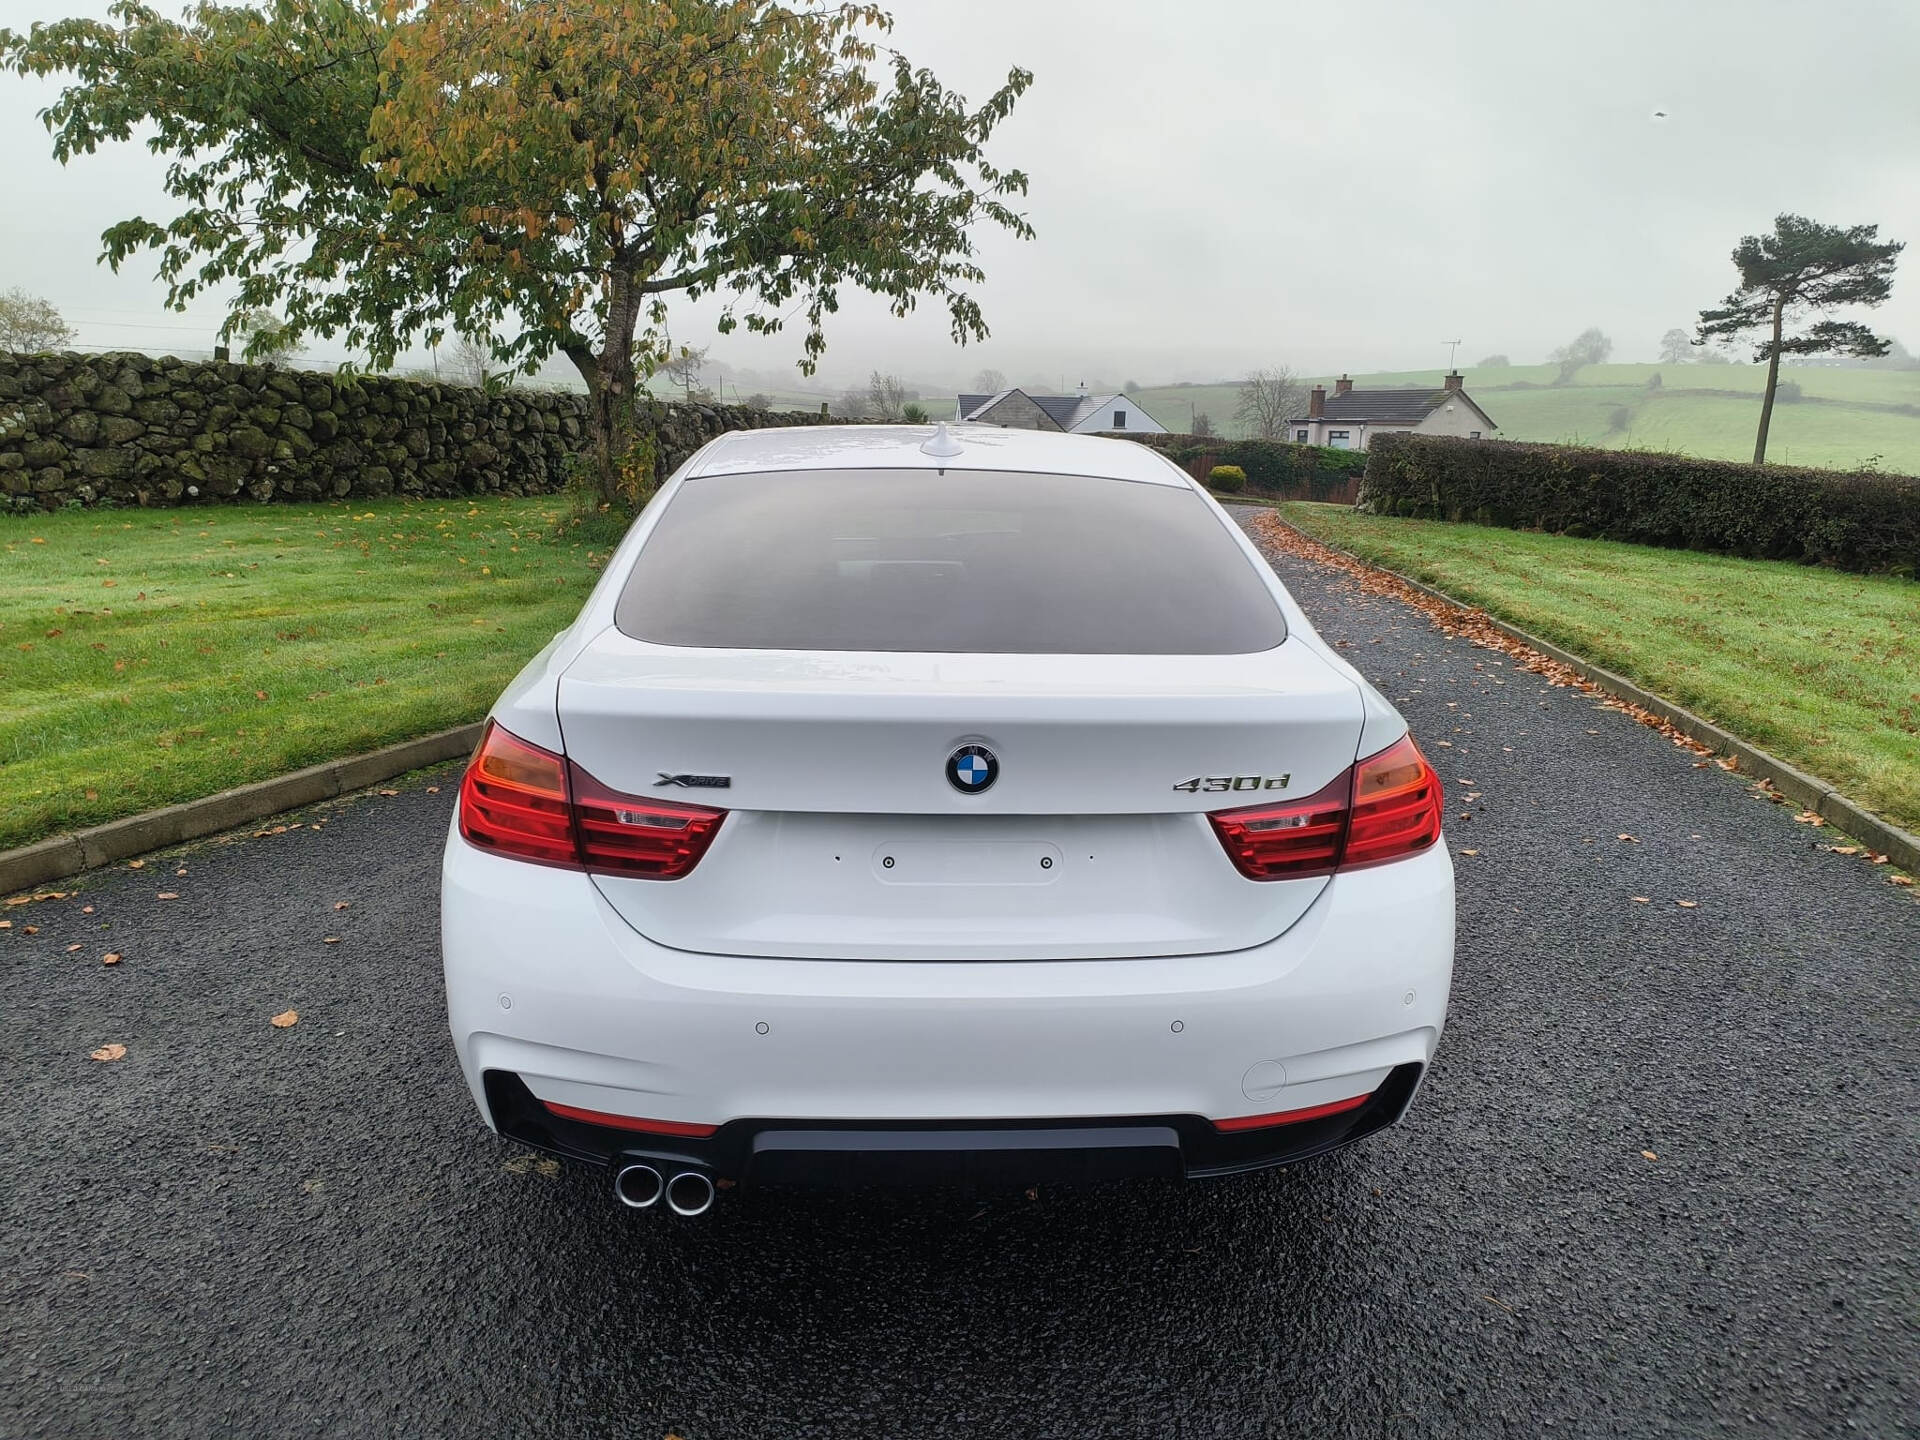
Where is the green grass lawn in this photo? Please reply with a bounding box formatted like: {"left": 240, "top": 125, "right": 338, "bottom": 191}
{"left": 0, "top": 496, "right": 608, "bottom": 852}
{"left": 1278, "top": 504, "right": 1920, "bottom": 834}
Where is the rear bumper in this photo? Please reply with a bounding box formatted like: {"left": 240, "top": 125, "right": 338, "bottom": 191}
{"left": 484, "top": 1062, "right": 1427, "bottom": 1186}
{"left": 442, "top": 824, "right": 1454, "bottom": 1184}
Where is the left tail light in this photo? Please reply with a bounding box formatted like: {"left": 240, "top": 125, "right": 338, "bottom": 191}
{"left": 457, "top": 721, "right": 725, "bottom": 879}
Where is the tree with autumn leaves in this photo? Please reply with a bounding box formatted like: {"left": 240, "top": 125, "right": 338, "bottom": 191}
{"left": 2, "top": 1, "right": 1032, "bottom": 502}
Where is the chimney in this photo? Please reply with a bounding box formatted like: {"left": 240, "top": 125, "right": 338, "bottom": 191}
{"left": 1308, "top": 385, "right": 1326, "bottom": 418}
{"left": 1334, "top": 374, "right": 1353, "bottom": 395}
{"left": 1444, "top": 370, "right": 1463, "bottom": 392}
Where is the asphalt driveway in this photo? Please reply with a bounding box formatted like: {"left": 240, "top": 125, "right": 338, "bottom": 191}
{"left": 2, "top": 509, "right": 1915, "bottom": 1438}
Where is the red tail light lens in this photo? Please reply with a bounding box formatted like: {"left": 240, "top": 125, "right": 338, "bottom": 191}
{"left": 456, "top": 721, "right": 725, "bottom": 879}
{"left": 458, "top": 722, "right": 578, "bottom": 867}
{"left": 1208, "top": 732, "right": 1442, "bottom": 880}
{"left": 1206, "top": 772, "right": 1350, "bottom": 879}
{"left": 1342, "top": 732, "right": 1444, "bottom": 869}
{"left": 568, "top": 764, "right": 726, "bottom": 879}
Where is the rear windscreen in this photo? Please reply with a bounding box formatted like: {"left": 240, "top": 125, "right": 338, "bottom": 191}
{"left": 613, "top": 468, "right": 1287, "bottom": 654}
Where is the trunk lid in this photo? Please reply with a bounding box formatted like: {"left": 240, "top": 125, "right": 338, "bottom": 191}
{"left": 558, "top": 634, "right": 1363, "bottom": 960}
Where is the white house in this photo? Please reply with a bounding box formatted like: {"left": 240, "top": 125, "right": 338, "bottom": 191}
{"left": 953, "top": 387, "right": 1168, "bottom": 435}
{"left": 1288, "top": 372, "right": 1498, "bottom": 450}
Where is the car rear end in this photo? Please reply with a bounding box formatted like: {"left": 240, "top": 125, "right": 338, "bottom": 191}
{"left": 441, "top": 427, "right": 1453, "bottom": 1206}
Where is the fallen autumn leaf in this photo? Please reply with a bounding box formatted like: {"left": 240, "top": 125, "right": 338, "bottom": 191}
{"left": 90, "top": 1043, "right": 126, "bottom": 1062}
{"left": 270, "top": 1009, "right": 299, "bottom": 1028}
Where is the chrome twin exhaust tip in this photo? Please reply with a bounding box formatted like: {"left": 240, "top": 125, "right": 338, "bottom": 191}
{"left": 612, "top": 1163, "right": 664, "bottom": 1209}
{"left": 665, "top": 1170, "right": 716, "bottom": 1217}
{"left": 612, "top": 1162, "right": 715, "bottom": 1216}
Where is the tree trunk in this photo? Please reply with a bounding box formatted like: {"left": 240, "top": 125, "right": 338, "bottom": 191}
{"left": 1753, "top": 295, "right": 1785, "bottom": 465}
{"left": 564, "top": 271, "right": 647, "bottom": 507}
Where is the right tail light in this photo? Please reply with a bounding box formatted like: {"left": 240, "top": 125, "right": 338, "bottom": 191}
{"left": 1208, "top": 733, "right": 1442, "bottom": 880}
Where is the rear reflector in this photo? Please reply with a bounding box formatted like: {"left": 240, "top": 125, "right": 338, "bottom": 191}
{"left": 1212, "top": 1091, "right": 1371, "bottom": 1132}
{"left": 541, "top": 1100, "right": 720, "bottom": 1138}
{"left": 457, "top": 720, "right": 725, "bottom": 879}
{"left": 1208, "top": 732, "right": 1442, "bottom": 879}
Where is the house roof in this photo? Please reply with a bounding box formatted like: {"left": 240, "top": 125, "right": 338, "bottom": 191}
{"left": 956, "top": 390, "right": 1012, "bottom": 420}
{"left": 957, "top": 389, "right": 1131, "bottom": 430}
{"left": 1290, "top": 386, "right": 1498, "bottom": 429}
{"left": 1034, "top": 394, "right": 1093, "bottom": 428}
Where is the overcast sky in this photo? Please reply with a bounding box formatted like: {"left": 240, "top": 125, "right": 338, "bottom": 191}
{"left": 5, "top": 0, "right": 1919, "bottom": 390}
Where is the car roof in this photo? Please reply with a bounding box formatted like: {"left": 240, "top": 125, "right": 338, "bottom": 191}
{"left": 683, "top": 424, "right": 1191, "bottom": 487}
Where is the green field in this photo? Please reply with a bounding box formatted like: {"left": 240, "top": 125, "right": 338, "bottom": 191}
{"left": 0, "top": 497, "right": 606, "bottom": 852}
{"left": 1131, "top": 364, "right": 1920, "bottom": 472}
{"left": 1277, "top": 504, "right": 1920, "bottom": 835}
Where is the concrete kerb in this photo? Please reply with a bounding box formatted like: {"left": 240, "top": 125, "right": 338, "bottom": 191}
{"left": 0, "top": 723, "right": 484, "bottom": 897}
{"left": 1268, "top": 515, "right": 1920, "bottom": 876}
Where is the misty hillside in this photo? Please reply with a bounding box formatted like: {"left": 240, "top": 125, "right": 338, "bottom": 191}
{"left": 1125, "top": 365, "right": 1920, "bottom": 474}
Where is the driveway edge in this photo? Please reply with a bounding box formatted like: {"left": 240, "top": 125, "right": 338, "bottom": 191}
{"left": 0, "top": 724, "right": 484, "bottom": 897}
{"left": 1264, "top": 514, "right": 1920, "bottom": 875}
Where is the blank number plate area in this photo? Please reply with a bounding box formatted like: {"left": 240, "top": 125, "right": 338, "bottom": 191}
{"left": 873, "top": 841, "right": 1062, "bottom": 885}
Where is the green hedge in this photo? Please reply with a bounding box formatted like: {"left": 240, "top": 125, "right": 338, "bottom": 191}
{"left": 1119, "top": 433, "right": 1366, "bottom": 499}
{"left": 1361, "top": 433, "right": 1920, "bottom": 575}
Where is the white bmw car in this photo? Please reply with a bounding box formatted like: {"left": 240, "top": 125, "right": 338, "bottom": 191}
{"left": 441, "top": 424, "right": 1453, "bottom": 1215}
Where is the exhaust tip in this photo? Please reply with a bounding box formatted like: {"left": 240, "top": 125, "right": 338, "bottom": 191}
{"left": 665, "top": 1170, "right": 716, "bottom": 1217}
{"left": 613, "top": 1163, "right": 664, "bottom": 1210}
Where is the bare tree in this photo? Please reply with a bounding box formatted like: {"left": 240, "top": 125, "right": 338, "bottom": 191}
{"left": 0, "top": 288, "right": 75, "bottom": 352}
{"left": 447, "top": 333, "right": 498, "bottom": 389}
{"left": 971, "top": 367, "right": 1006, "bottom": 394}
{"left": 742, "top": 392, "right": 773, "bottom": 412}
{"left": 1547, "top": 326, "right": 1612, "bottom": 386}
{"left": 1657, "top": 327, "right": 1695, "bottom": 365}
{"left": 234, "top": 307, "right": 304, "bottom": 364}
{"left": 1191, "top": 412, "right": 1216, "bottom": 438}
{"left": 866, "top": 369, "right": 913, "bottom": 419}
{"left": 835, "top": 386, "right": 871, "bottom": 419}
{"left": 664, "top": 344, "right": 710, "bottom": 402}
{"left": 1233, "top": 366, "right": 1307, "bottom": 439}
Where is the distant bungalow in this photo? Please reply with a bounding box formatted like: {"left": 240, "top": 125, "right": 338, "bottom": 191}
{"left": 954, "top": 386, "right": 1168, "bottom": 434}
{"left": 1289, "top": 372, "right": 1498, "bottom": 449}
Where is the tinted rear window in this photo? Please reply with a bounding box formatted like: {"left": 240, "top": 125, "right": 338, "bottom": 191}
{"left": 613, "top": 469, "right": 1286, "bottom": 654}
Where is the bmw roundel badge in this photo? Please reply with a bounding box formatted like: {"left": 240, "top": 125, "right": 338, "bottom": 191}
{"left": 946, "top": 744, "right": 998, "bottom": 795}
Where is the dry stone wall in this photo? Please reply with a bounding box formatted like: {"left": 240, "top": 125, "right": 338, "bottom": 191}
{"left": 0, "top": 350, "right": 833, "bottom": 509}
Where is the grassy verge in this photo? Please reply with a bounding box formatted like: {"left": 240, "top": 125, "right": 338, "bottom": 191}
{"left": 1279, "top": 504, "right": 1920, "bottom": 832}
{"left": 0, "top": 496, "right": 609, "bottom": 851}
